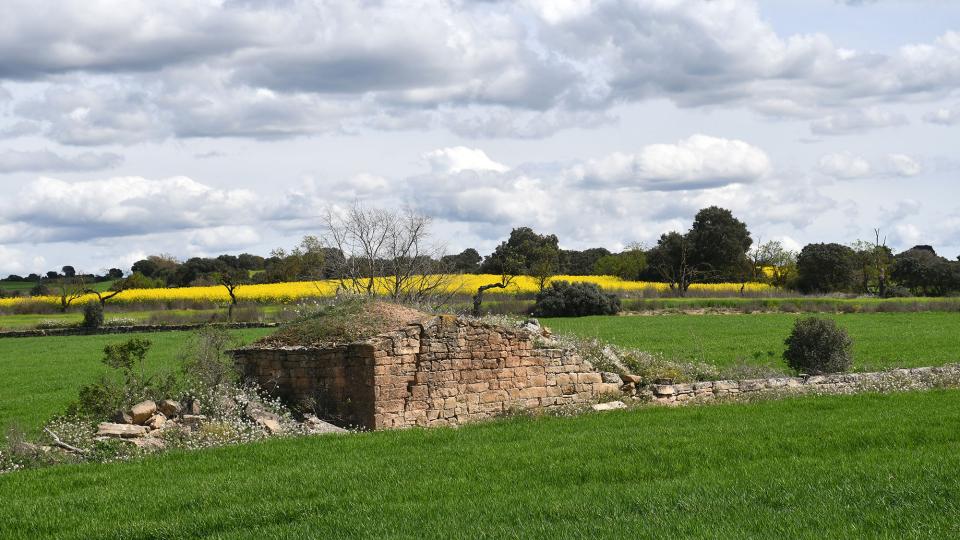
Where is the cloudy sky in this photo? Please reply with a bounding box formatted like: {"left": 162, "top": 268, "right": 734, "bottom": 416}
{"left": 1, "top": 0, "right": 959, "bottom": 275}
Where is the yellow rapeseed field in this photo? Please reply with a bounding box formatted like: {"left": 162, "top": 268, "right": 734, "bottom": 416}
{"left": 0, "top": 275, "right": 774, "bottom": 308}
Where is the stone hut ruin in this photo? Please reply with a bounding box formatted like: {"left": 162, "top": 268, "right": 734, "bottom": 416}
{"left": 232, "top": 304, "right": 621, "bottom": 430}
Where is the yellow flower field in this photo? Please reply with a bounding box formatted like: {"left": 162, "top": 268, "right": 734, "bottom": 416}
{"left": 0, "top": 274, "right": 775, "bottom": 308}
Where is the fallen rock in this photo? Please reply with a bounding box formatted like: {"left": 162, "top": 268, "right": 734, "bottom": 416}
{"left": 303, "top": 414, "right": 348, "bottom": 435}
{"left": 246, "top": 403, "right": 283, "bottom": 434}
{"left": 591, "top": 401, "right": 627, "bottom": 412}
{"left": 130, "top": 400, "right": 157, "bottom": 424}
{"left": 621, "top": 374, "right": 642, "bottom": 384}
{"left": 110, "top": 410, "right": 133, "bottom": 424}
{"left": 97, "top": 422, "right": 149, "bottom": 438}
{"left": 601, "top": 372, "right": 623, "bottom": 385}
{"left": 131, "top": 438, "right": 166, "bottom": 451}
{"left": 158, "top": 399, "right": 182, "bottom": 418}
{"left": 186, "top": 398, "right": 202, "bottom": 415}
{"left": 146, "top": 413, "right": 167, "bottom": 430}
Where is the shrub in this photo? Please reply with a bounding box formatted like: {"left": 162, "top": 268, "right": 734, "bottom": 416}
{"left": 532, "top": 281, "right": 621, "bottom": 317}
{"left": 81, "top": 302, "right": 104, "bottom": 329}
{"left": 69, "top": 338, "right": 177, "bottom": 418}
{"left": 783, "top": 317, "right": 853, "bottom": 374}
{"left": 180, "top": 326, "right": 241, "bottom": 391}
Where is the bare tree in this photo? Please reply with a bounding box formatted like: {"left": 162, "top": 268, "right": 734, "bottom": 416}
{"left": 321, "top": 203, "right": 457, "bottom": 306}
{"left": 213, "top": 268, "right": 248, "bottom": 321}
{"left": 86, "top": 281, "right": 126, "bottom": 307}
{"left": 54, "top": 275, "right": 87, "bottom": 312}
{"left": 851, "top": 229, "right": 893, "bottom": 296}
{"left": 472, "top": 250, "right": 522, "bottom": 316}
{"left": 647, "top": 232, "right": 712, "bottom": 297}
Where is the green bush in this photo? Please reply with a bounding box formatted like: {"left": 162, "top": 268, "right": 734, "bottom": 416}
{"left": 783, "top": 317, "right": 853, "bottom": 374}
{"left": 69, "top": 338, "right": 177, "bottom": 418}
{"left": 532, "top": 281, "right": 621, "bottom": 317}
{"left": 82, "top": 302, "right": 104, "bottom": 329}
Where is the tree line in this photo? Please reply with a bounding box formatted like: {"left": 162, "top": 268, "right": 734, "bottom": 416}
{"left": 4, "top": 204, "right": 960, "bottom": 304}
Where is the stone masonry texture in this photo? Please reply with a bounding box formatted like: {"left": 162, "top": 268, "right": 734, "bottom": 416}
{"left": 233, "top": 315, "right": 620, "bottom": 430}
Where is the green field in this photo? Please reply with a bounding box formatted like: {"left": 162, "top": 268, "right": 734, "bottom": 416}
{"left": 621, "top": 296, "right": 960, "bottom": 313}
{"left": 0, "top": 280, "right": 117, "bottom": 293}
{"left": 543, "top": 312, "right": 960, "bottom": 371}
{"left": 2, "top": 390, "right": 960, "bottom": 538}
{"left": 0, "top": 329, "right": 273, "bottom": 434}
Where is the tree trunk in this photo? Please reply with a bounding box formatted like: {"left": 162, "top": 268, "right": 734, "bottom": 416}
{"left": 472, "top": 282, "right": 508, "bottom": 316}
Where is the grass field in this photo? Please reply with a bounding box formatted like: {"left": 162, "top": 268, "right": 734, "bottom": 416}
{"left": 621, "top": 295, "right": 960, "bottom": 313}
{"left": 542, "top": 312, "right": 960, "bottom": 371}
{"left": 0, "top": 328, "right": 273, "bottom": 434}
{"left": 0, "top": 280, "right": 117, "bottom": 293}
{"left": 2, "top": 390, "right": 960, "bottom": 538}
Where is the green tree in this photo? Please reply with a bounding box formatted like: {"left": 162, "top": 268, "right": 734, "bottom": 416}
{"left": 481, "top": 227, "right": 561, "bottom": 291}
{"left": 687, "top": 206, "right": 753, "bottom": 281}
{"left": 593, "top": 245, "right": 647, "bottom": 280}
{"left": 796, "top": 243, "right": 857, "bottom": 293}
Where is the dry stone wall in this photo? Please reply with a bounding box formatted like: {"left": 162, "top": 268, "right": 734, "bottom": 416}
{"left": 234, "top": 315, "right": 620, "bottom": 430}
{"left": 640, "top": 365, "right": 960, "bottom": 404}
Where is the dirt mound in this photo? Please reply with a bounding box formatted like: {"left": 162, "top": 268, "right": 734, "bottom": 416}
{"left": 255, "top": 299, "right": 432, "bottom": 347}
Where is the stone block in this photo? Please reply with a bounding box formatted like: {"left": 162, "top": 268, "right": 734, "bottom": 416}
{"left": 130, "top": 400, "right": 157, "bottom": 424}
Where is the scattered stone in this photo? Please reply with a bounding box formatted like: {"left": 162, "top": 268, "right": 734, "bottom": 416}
{"left": 111, "top": 410, "right": 133, "bottom": 424}
{"left": 303, "top": 414, "right": 348, "bottom": 435}
{"left": 187, "top": 399, "right": 202, "bottom": 415}
{"left": 591, "top": 400, "right": 627, "bottom": 412}
{"left": 130, "top": 438, "right": 166, "bottom": 451}
{"left": 158, "top": 399, "right": 182, "bottom": 418}
{"left": 96, "top": 422, "right": 149, "bottom": 438}
{"left": 247, "top": 404, "right": 284, "bottom": 434}
{"left": 146, "top": 413, "right": 167, "bottom": 430}
{"left": 130, "top": 400, "right": 157, "bottom": 424}
{"left": 601, "top": 372, "right": 623, "bottom": 385}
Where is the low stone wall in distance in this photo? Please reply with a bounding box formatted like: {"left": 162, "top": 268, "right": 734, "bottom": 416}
{"left": 638, "top": 365, "right": 960, "bottom": 404}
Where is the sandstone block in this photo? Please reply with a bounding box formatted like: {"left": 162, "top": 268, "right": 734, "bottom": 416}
{"left": 146, "top": 413, "right": 167, "bottom": 430}
{"left": 601, "top": 372, "right": 623, "bottom": 385}
{"left": 621, "top": 374, "right": 642, "bottom": 384}
{"left": 652, "top": 385, "right": 675, "bottom": 396}
{"left": 130, "top": 400, "right": 157, "bottom": 424}
{"left": 97, "top": 423, "right": 149, "bottom": 438}
{"left": 591, "top": 401, "right": 626, "bottom": 412}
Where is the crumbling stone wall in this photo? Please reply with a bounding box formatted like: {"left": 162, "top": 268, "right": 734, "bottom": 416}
{"left": 234, "top": 315, "right": 620, "bottom": 430}
{"left": 641, "top": 365, "right": 960, "bottom": 404}
{"left": 232, "top": 344, "right": 377, "bottom": 428}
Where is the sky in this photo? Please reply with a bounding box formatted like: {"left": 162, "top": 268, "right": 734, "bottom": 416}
{"left": 0, "top": 0, "right": 958, "bottom": 276}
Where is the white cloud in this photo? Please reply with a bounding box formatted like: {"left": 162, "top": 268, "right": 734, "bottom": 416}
{"left": 423, "top": 147, "right": 510, "bottom": 174}
{"left": 571, "top": 135, "right": 771, "bottom": 190}
{"left": 1, "top": 176, "right": 259, "bottom": 242}
{"left": 923, "top": 105, "right": 960, "bottom": 125}
{"left": 0, "top": 149, "right": 122, "bottom": 173}
{"left": 818, "top": 152, "right": 872, "bottom": 179}
{"left": 810, "top": 108, "right": 908, "bottom": 135}
{"left": 817, "top": 152, "right": 922, "bottom": 179}
{"left": 1, "top": 2, "right": 959, "bottom": 142}
{"left": 886, "top": 154, "right": 922, "bottom": 177}
{"left": 188, "top": 226, "right": 261, "bottom": 251}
